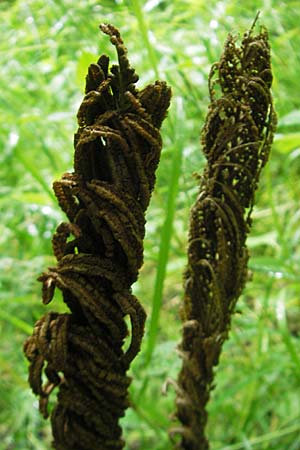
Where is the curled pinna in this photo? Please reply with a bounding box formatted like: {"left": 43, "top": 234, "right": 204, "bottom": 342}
{"left": 24, "top": 24, "right": 171, "bottom": 450}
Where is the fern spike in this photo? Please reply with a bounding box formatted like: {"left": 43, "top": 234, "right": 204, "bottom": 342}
{"left": 24, "top": 24, "right": 171, "bottom": 450}
{"left": 172, "top": 20, "right": 277, "bottom": 450}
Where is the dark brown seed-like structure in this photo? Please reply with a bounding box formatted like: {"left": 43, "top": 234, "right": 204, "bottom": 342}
{"left": 24, "top": 24, "right": 171, "bottom": 450}
{"left": 172, "top": 20, "right": 277, "bottom": 450}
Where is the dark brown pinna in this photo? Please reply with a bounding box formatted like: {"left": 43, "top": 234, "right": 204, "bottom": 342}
{"left": 172, "top": 19, "right": 277, "bottom": 450}
{"left": 24, "top": 24, "right": 171, "bottom": 450}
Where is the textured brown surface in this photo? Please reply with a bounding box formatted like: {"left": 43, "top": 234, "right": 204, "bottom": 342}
{"left": 172, "top": 21, "right": 277, "bottom": 450}
{"left": 24, "top": 24, "right": 171, "bottom": 450}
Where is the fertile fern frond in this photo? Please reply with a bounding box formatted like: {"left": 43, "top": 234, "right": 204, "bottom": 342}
{"left": 172, "top": 19, "right": 277, "bottom": 450}
{"left": 24, "top": 24, "right": 171, "bottom": 450}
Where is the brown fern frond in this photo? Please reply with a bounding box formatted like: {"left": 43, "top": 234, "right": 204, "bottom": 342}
{"left": 172, "top": 20, "right": 277, "bottom": 450}
{"left": 24, "top": 24, "right": 171, "bottom": 450}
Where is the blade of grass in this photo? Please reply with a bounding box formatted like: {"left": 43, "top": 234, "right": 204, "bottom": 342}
{"left": 129, "top": 0, "right": 183, "bottom": 369}
{"left": 145, "top": 97, "right": 184, "bottom": 366}
{"left": 234, "top": 281, "right": 274, "bottom": 433}
{"left": 128, "top": 0, "right": 159, "bottom": 78}
{"left": 265, "top": 162, "right": 290, "bottom": 261}
{"left": 14, "top": 143, "right": 56, "bottom": 203}
{"left": 130, "top": 399, "right": 167, "bottom": 436}
{"left": 216, "top": 423, "right": 300, "bottom": 450}
{"left": 276, "top": 291, "right": 300, "bottom": 375}
{"left": 0, "top": 309, "right": 33, "bottom": 335}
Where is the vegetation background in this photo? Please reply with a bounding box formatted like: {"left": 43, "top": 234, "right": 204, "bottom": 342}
{"left": 1, "top": 0, "right": 299, "bottom": 449}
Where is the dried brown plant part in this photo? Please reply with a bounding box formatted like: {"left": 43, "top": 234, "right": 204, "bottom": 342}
{"left": 24, "top": 24, "right": 171, "bottom": 450}
{"left": 172, "top": 20, "right": 277, "bottom": 450}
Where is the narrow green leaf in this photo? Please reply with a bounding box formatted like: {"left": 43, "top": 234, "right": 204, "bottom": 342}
{"left": 128, "top": 0, "right": 159, "bottom": 77}
{"left": 276, "top": 293, "right": 300, "bottom": 373}
{"left": 0, "top": 310, "right": 33, "bottom": 335}
{"left": 217, "top": 423, "right": 300, "bottom": 450}
{"left": 14, "top": 145, "right": 56, "bottom": 203}
{"left": 145, "top": 98, "right": 184, "bottom": 366}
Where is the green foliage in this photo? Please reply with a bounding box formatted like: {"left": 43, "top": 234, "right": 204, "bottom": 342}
{"left": 1, "top": 0, "right": 299, "bottom": 449}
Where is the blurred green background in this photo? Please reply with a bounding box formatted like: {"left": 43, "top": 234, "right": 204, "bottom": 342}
{"left": 1, "top": 0, "right": 299, "bottom": 449}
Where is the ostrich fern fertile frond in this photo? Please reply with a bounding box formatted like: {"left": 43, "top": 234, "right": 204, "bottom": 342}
{"left": 24, "top": 24, "right": 171, "bottom": 450}
{"left": 172, "top": 20, "right": 277, "bottom": 450}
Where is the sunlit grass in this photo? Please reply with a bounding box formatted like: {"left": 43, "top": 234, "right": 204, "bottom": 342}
{"left": 1, "top": 0, "right": 300, "bottom": 449}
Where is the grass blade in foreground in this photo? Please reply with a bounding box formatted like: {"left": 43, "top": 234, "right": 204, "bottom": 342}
{"left": 171, "top": 18, "right": 277, "bottom": 450}
{"left": 23, "top": 24, "right": 171, "bottom": 450}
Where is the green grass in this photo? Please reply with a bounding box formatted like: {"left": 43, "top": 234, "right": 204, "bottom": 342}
{"left": 1, "top": 0, "right": 300, "bottom": 449}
